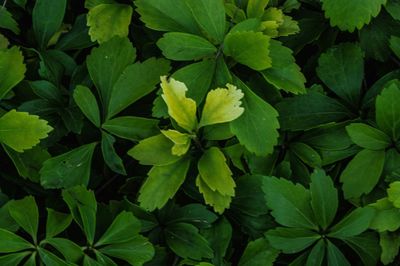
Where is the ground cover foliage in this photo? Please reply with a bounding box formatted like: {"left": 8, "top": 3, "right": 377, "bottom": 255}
{"left": 1, "top": 0, "right": 400, "bottom": 265}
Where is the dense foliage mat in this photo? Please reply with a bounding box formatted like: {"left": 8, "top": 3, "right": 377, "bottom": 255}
{"left": 1, "top": 0, "right": 400, "bottom": 265}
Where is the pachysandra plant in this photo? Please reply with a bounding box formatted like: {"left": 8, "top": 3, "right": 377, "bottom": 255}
{"left": 129, "top": 76, "right": 244, "bottom": 214}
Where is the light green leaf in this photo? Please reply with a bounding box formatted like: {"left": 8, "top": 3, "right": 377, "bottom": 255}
{"left": 157, "top": 32, "right": 217, "bottom": 61}
{"left": 0, "top": 228, "right": 33, "bottom": 252}
{"left": 87, "top": 37, "right": 136, "bottom": 111}
{"left": 7, "top": 196, "right": 38, "bottom": 243}
{"left": 108, "top": 58, "right": 170, "bottom": 119}
{"left": 40, "top": 143, "right": 97, "bottom": 189}
{"left": 98, "top": 236, "right": 154, "bottom": 266}
{"left": 96, "top": 211, "right": 141, "bottom": 246}
{"left": 388, "top": 181, "right": 400, "bottom": 207}
{"left": 161, "top": 129, "right": 191, "bottom": 156}
{"left": 185, "top": 0, "right": 226, "bottom": 44}
{"left": 329, "top": 207, "right": 375, "bottom": 239}
{"left": 73, "top": 85, "right": 101, "bottom": 127}
{"left": 265, "top": 227, "right": 320, "bottom": 254}
{"left": 128, "top": 134, "right": 180, "bottom": 166}
{"left": 223, "top": 31, "right": 271, "bottom": 71}
{"left": 138, "top": 158, "right": 190, "bottom": 211}
{"left": 247, "top": 0, "right": 270, "bottom": 18}
{"left": 46, "top": 209, "right": 73, "bottom": 239}
{"left": 340, "top": 149, "right": 385, "bottom": 199}
{"left": 196, "top": 176, "right": 231, "bottom": 214}
{"left": 380, "top": 231, "right": 400, "bottom": 265}
{"left": 0, "top": 46, "right": 26, "bottom": 100}
{"left": 160, "top": 76, "right": 197, "bottom": 132}
{"left": 370, "top": 198, "right": 400, "bottom": 232}
{"left": 261, "top": 40, "right": 306, "bottom": 94}
{"left": 230, "top": 78, "right": 279, "bottom": 156}
{"left": 238, "top": 238, "right": 279, "bottom": 266}
{"left": 102, "top": 116, "right": 159, "bottom": 141}
{"left": 0, "top": 110, "right": 52, "bottom": 152}
{"left": 199, "top": 84, "right": 244, "bottom": 127}
{"left": 87, "top": 3, "right": 133, "bottom": 43}
{"left": 62, "top": 186, "right": 97, "bottom": 245}
{"left": 135, "top": 0, "right": 200, "bottom": 34}
{"left": 198, "top": 147, "right": 235, "bottom": 196}
{"left": 0, "top": 8, "right": 19, "bottom": 34}
{"left": 376, "top": 82, "right": 400, "bottom": 140}
{"left": 346, "top": 123, "right": 391, "bottom": 150}
{"left": 310, "top": 169, "right": 338, "bottom": 230}
{"left": 165, "top": 223, "right": 213, "bottom": 260}
{"left": 321, "top": 0, "right": 386, "bottom": 32}
{"left": 316, "top": 43, "right": 364, "bottom": 105}
{"left": 262, "top": 176, "right": 317, "bottom": 230}
{"left": 32, "top": 0, "right": 67, "bottom": 49}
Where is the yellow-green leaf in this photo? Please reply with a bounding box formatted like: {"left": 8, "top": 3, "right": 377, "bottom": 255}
{"left": 0, "top": 110, "right": 53, "bottom": 152}
{"left": 196, "top": 176, "right": 231, "bottom": 214}
{"left": 199, "top": 84, "right": 244, "bottom": 128}
{"left": 161, "top": 129, "right": 191, "bottom": 156}
{"left": 0, "top": 46, "right": 26, "bottom": 100}
{"left": 161, "top": 76, "right": 197, "bottom": 132}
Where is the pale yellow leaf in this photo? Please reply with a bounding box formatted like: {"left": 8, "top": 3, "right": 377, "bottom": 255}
{"left": 161, "top": 129, "right": 191, "bottom": 156}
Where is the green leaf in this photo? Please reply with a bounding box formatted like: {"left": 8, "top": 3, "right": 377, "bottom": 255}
{"left": 38, "top": 247, "right": 70, "bottom": 266}
{"left": 321, "top": 0, "right": 386, "bottom": 32}
{"left": 7, "top": 196, "right": 38, "bottom": 243}
{"left": 329, "top": 207, "right": 375, "bottom": 239}
{"left": 32, "top": 0, "right": 67, "bottom": 49}
{"left": 46, "top": 209, "right": 73, "bottom": 239}
{"left": 44, "top": 238, "right": 83, "bottom": 263}
{"left": 230, "top": 78, "right": 279, "bottom": 156}
{"left": 0, "top": 228, "right": 33, "bottom": 252}
{"left": 340, "top": 149, "right": 385, "bottom": 199}
{"left": 346, "top": 123, "right": 391, "bottom": 150}
{"left": 199, "top": 84, "right": 244, "bottom": 127}
{"left": 0, "top": 46, "right": 26, "bottom": 101}
{"left": 239, "top": 238, "right": 279, "bottom": 266}
{"left": 87, "top": 3, "right": 133, "bottom": 43}
{"left": 197, "top": 147, "right": 235, "bottom": 196}
{"left": 306, "top": 239, "right": 325, "bottom": 266}
{"left": 379, "top": 231, "right": 400, "bottom": 265}
{"left": 290, "top": 142, "right": 322, "bottom": 168}
{"left": 0, "top": 252, "right": 30, "bottom": 266}
{"left": 128, "top": 134, "right": 180, "bottom": 166}
{"left": 98, "top": 235, "right": 154, "bottom": 266}
{"left": 161, "top": 129, "right": 191, "bottom": 156}
{"left": 223, "top": 31, "right": 271, "bottom": 71}
{"left": 138, "top": 158, "right": 190, "bottom": 211}
{"left": 62, "top": 186, "right": 97, "bottom": 245}
{"left": 196, "top": 176, "right": 232, "bottom": 214}
{"left": 0, "top": 8, "right": 19, "bottom": 34}
{"left": 276, "top": 92, "right": 351, "bottom": 131}
{"left": 388, "top": 181, "right": 400, "bottom": 207}
{"left": 201, "top": 218, "right": 231, "bottom": 264}
{"left": 160, "top": 76, "right": 198, "bottom": 132}
{"left": 87, "top": 37, "right": 136, "bottom": 111}
{"left": 390, "top": 35, "right": 400, "bottom": 59}
{"left": 0, "top": 110, "right": 52, "bottom": 152}
{"left": 40, "top": 143, "right": 97, "bottom": 189}
{"left": 96, "top": 211, "right": 141, "bottom": 246}
{"left": 102, "top": 116, "right": 159, "bottom": 141}
{"left": 107, "top": 58, "right": 171, "bottom": 118}
{"left": 168, "top": 204, "right": 218, "bottom": 228}
{"left": 310, "top": 169, "right": 338, "bottom": 230}
{"left": 73, "top": 85, "right": 101, "bottom": 127}
{"left": 369, "top": 198, "right": 400, "bottom": 232}
{"left": 261, "top": 40, "right": 306, "bottom": 94}
{"left": 340, "top": 233, "right": 380, "bottom": 266}
{"left": 135, "top": 0, "right": 200, "bottom": 34}
{"left": 376, "top": 82, "right": 400, "bottom": 140}
{"left": 56, "top": 14, "right": 93, "bottom": 51}
{"left": 265, "top": 227, "right": 320, "bottom": 254}
{"left": 386, "top": 0, "right": 400, "bottom": 20}
{"left": 326, "top": 240, "right": 350, "bottom": 266}
{"left": 262, "top": 176, "right": 317, "bottom": 230}
{"left": 165, "top": 223, "right": 213, "bottom": 260}
{"left": 157, "top": 32, "right": 217, "bottom": 61}
{"left": 316, "top": 43, "right": 364, "bottom": 105}
{"left": 171, "top": 60, "right": 216, "bottom": 104}
{"left": 247, "top": 0, "right": 270, "bottom": 18}
{"left": 185, "top": 0, "right": 226, "bottom": 44}
{"left": 101, "top": 131, "right": 126, "bottom": 175}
